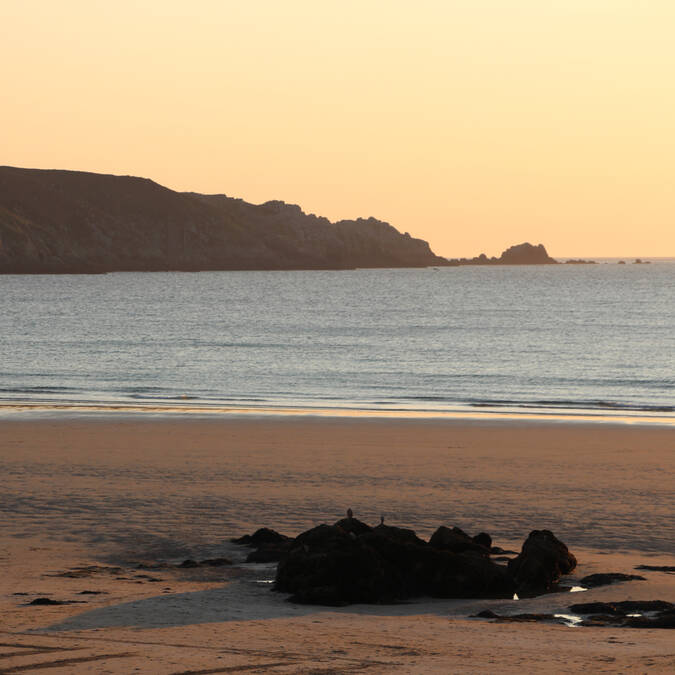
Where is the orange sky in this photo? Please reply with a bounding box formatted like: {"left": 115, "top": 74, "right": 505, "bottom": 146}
{"left": 3, "top": 1, "right": 674, "bottom": 257}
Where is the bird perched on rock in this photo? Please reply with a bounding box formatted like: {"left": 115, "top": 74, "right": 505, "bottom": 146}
{"left": 346, "top": 508, "right": 353, "bottom": 519}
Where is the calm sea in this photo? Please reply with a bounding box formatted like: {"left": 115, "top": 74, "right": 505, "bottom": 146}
{"left": 1, "top": 263, "right": 673, "bottom": 420}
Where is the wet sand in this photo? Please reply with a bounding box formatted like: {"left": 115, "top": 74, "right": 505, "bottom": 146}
{"left": 1, "top": 415, "right": 673, "bottom": 672}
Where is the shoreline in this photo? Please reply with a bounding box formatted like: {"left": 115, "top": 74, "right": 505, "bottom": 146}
{"left": 1, "top": 400, "right": 673, "bottom": 426}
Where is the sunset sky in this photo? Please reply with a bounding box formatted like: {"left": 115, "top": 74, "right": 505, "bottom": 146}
{"left": 3, "top": 1, "right": 674, "bottom": 257}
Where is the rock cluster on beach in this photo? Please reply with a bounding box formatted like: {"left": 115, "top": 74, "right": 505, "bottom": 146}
{"left": 233, "top": 516, "right": 577, "bottom": 606}
{"left": 476, "top": 601, "right": 675, "bottom": 629}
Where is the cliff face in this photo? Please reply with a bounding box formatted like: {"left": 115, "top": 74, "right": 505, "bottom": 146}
{"left": 0, "top": 167, "right": 447, "bottom": 273}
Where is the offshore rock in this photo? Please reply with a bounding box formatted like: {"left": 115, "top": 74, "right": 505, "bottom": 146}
{"left": 447, "top": 242, "right": 558, "bottom": 266}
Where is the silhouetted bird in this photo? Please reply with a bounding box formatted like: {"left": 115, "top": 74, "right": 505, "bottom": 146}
{"left": 347, "top": 508, "right": 353, "bottom": 519}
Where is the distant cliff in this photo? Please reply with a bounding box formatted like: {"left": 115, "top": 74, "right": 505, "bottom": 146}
{"left": 0, "top": 166, "right": 447, "bottom": 273}
{"left": 447, "top": 242, "right": 559, "bottom": 266}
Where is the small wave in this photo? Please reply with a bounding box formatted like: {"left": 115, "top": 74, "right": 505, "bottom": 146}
{"left": 127, "top": 393, "right": 199, "bottom": 401}
{"left": 468, "top": 398, "right": 674, "bottom": 413}
{"left": 0, "top": 385, "right": 77, "bottom": 395}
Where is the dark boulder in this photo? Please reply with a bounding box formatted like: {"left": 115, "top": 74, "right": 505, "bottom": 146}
{"left": 625, "top": 612, "right": 675, "bottom": 629}
{"left": 570, "top": 600, "right": 675, "bottom": 629}
{"left": 373, "top": 523, "right": 426, "bottom": 546}
{"left": 28, "top": 597, "right": 67, "bottom": 606}
{"left": 611, "top": 600, "right": 672, "bottom": 614}
{"left": 476, "top": 606, "right": 675, "bottom": 629}
{"left": 334, "top": 517, "right": 372, "bottom": 536}
{"left": 231, "top": 527, "right": 291, "bottom": 546}
{"left": 422, "top": 548, "right": 514, "bottom": 599}
{"left": 635, "top": 565, "right": 675, "bottom": 573}
{"left": 579, "top": 572, "right": 645, "bottom": 588}
{"left": 232, "top": 527, "right": 293, "bottom": 563}
{"left": 429, "top": 526, "right": 490, "bottom": 556}
{"left": 275, "top": 524, "right": 386, "bottom": 605}
{"left": 494, "top": 613, "right": 559, "bottom": 624}
{"left": 199, "top": 557, "right": 232, "bottom": 567}
{"left": 178, "top": 559, "right": 199, "bottom": 568}
{"left": 474, "top": 609, "right": 499, "bottom": 619}
{"left": 570, "top": 600, "right": 674, "bottom": 615}
{"left": 508, "top": 529, "right": 577, "bottom": 596}
{"left": 246, "top": 546, "right": 291, "bottom": 563}
{"left": 473, "top": 532, "right": 492, "bottom": 550}
{"left": 177, "top": 557, "right": 232, "bottom": 568}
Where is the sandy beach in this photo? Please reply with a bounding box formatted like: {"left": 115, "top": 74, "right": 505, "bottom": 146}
{"left": 1, "top": 414, "right": 673, "bottom": 673}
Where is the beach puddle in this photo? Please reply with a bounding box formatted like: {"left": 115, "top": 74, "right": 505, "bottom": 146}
{"left": 554, "top": 613, "right": 583, "bottom": 627}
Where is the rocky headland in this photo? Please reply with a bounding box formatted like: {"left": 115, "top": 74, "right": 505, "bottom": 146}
{"left": 0, "top": 166, "right": 447, "bottom": 273}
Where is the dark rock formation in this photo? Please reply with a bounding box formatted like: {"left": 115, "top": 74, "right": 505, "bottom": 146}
{"left": 476, "top": 611, "right": 562, "bottom": 624}
{"left": 334, "top": 516, "right": 373, "bottom": 536}
{"left": 28, "top": 597, "right": 68, "bottom": 606}
{"left": 373, "top": 523, "right": 427, "bottom": 546}
{"left": 476, "top": 603, "right": 675, "bottom": 629}
{"left": 245, "top": 547, "right": 291, "bottom": 564}
{"left": 635, "top": 565, "right": 675, "bottom": 573}
{"left": 573, "top": 601, "right": 675, "bottom": 629}
{"left": 447, "top": 242, "right": 558, "bottom": 266}
{"left": 274, "top": 520, "right": 516, "bottom": 605}
{"left": 178, "top": 559, "right": 199, "bottom": 568}
{"left": 232, "top": 527, "right": 294, "bottom": 564}
{"left": 178, "top": 557, "right": 232, "bottom": 568}
{"left": 499, "top": 243, "right": 556, "bottom": 264}
{"left": 507, "top": 529, "right": 577, "bottom": 596}
{"left": 570, "top": 600, "right": 673, "bottom": 615}
{"left": 472, "top": 532, "right": 492, "bottom": 550}
{"left": 0, "top": 166, "right": 448, "bottom": 273}
{"left": 622, "top": 612, "right": 675, "bottom": 629}
{"left": 231, "top": 528, "right": 291, "bottom": 547}
{"left": 579, "top": 572, "right": 645, "bottom": 588}
{"left": 429, "top": 526, "right": 490, "bottom": 557}
{"left": 230, "top": 519, "right": 581, "bottom": 607}
{"left": 198, "top": 558, "right": 232, "bottom": 567}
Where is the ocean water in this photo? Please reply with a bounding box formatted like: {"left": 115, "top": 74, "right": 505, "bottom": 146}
{"left": 1, "top": 263, "right": 673, "bottom": 419}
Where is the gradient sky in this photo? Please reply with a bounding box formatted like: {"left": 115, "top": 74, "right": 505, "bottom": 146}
{"left": 3, "top": 1, "right": 674, "bottom": 257}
